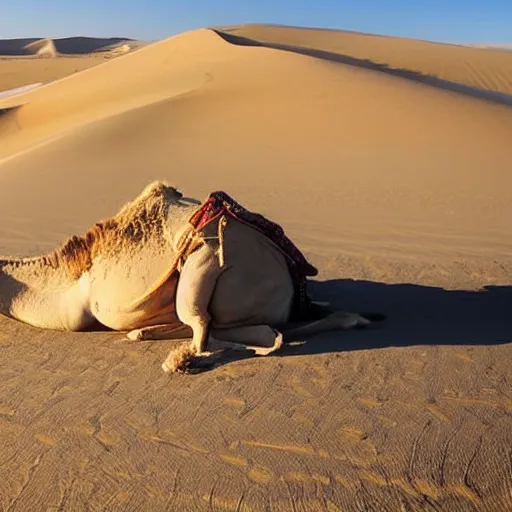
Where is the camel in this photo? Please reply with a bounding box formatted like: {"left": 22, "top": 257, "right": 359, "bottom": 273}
{"left": 0, "top": 181, "right": 381, "bottom": 373}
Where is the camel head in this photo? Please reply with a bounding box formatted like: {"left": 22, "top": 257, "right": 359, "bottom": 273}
{"left": 137, "top": 181, "right": 183, "bottom": 202}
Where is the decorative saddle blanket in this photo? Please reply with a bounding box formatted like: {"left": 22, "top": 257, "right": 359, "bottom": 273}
{"left": 188, "top": 191, "right": 318, "bottom": 318}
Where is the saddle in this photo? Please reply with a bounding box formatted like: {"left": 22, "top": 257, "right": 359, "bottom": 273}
{"left": 185, "top": 191, "right": 318, "bottom": 318}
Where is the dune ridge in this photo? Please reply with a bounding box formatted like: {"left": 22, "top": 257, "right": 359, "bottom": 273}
{"left": 214, "top": 29, "right": 512, "bottom": 108}
{"left": 219, "top": 24, "right": 512, "bottom": 96}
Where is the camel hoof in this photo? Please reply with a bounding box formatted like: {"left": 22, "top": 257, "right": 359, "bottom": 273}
{"left": 162, "top": 345, "right": 197, "bottom": 374}
{"left": 161, "top": 359, "right": 192, "bottom": 374}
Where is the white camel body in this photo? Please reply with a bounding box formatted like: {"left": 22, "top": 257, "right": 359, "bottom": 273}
{"left": 0, "top": 182, "right": 375, "bottom": 373}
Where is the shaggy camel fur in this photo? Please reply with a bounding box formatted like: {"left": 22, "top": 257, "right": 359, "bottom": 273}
{"left": 0, "top": 182, "right": 377, "bottom": 372}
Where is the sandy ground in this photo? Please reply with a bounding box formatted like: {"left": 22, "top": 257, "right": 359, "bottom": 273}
{"left": 0, "top": 25, "right": 511, "bottom": 511}
{"left": 0, "top": 55, "right": 112, "bottom": 92}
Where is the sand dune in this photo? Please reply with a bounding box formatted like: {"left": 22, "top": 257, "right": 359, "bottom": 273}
{"left": 24, "top": 38, "right": 58, "bottom": 57}
{"left": 0, "top": 36, "right": 135, "bottom": 56}
{"left": 220, "top": 24, "right": 512, "bottom": 96}
{"left": 0, "top": 25, "right": 511, "bottom": 511}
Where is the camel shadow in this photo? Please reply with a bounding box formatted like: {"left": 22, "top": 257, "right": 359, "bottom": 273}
{"left": 191, "top": 279, "right": 511, "bottom": 372}
{"left": 281, "top": 279, "right": 511, "bottom": 357}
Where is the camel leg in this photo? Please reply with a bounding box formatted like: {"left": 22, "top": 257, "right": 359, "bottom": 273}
{"left": 162, "top": 244, "right": 222, "bottom": 373}
{"left": 205, "top": 312, "right": 367, "bottom": 358}
{"left": 125, "top": 323, "right": 192, "bottom": 341}
{"left": 159, "top": 327, "right": 284, "bottom": 373}
{"left": 209, "top": 325, "right": 284, "bottom": 356}
{"left": 282, "top": 310, "right": 371, "bottom": 341}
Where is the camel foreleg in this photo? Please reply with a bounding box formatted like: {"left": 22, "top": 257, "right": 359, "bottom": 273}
{"left": 209, "top": 325, "right": 284, "bottom": 356}
{"left": 162, "top": 243, "right": 223, "bottom": 373}
{"left": 282, "top": 310, "right": 372, "bottom": 341}
{"left": 125, "top": 323, "right": 192, "bottom": 341}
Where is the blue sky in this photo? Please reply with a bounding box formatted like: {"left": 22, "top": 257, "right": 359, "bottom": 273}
{"left": 1, "top": 0, "right": 511, "bottom": 44}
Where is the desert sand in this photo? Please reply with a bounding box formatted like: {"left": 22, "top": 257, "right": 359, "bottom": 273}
{"left": 0, "top": 24, "right": 511, "bottom": 511}
{"left": 0, "top": 37, "right": 143, "bottom": 92}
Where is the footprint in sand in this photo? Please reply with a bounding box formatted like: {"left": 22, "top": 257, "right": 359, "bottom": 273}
{"left": 248, "top": 465, "right": 273, "bottom": 484}
{"left": 220, "top": 454, "right": 249, "bottom": 468}
{"left": 34, "top": 433, "right": 57, "bottom": 446}
{"left": 357, "top": 397, "right": 381, "bottom": 407}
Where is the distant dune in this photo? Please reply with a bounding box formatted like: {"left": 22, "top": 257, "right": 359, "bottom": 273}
{"left": 0, "top": 36, "right": 138, "bottom": 56}
{"left": 0, "top": 37, "right": 147, "bottom": 91}
{"left": 467, "top": 43, "right": 512, "bottom": 53}
{"left": 0, "top": 24, "right": 511, "bottom": 512}
{"left": 24, "top": 38, "right": 58, "bottom": 57}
